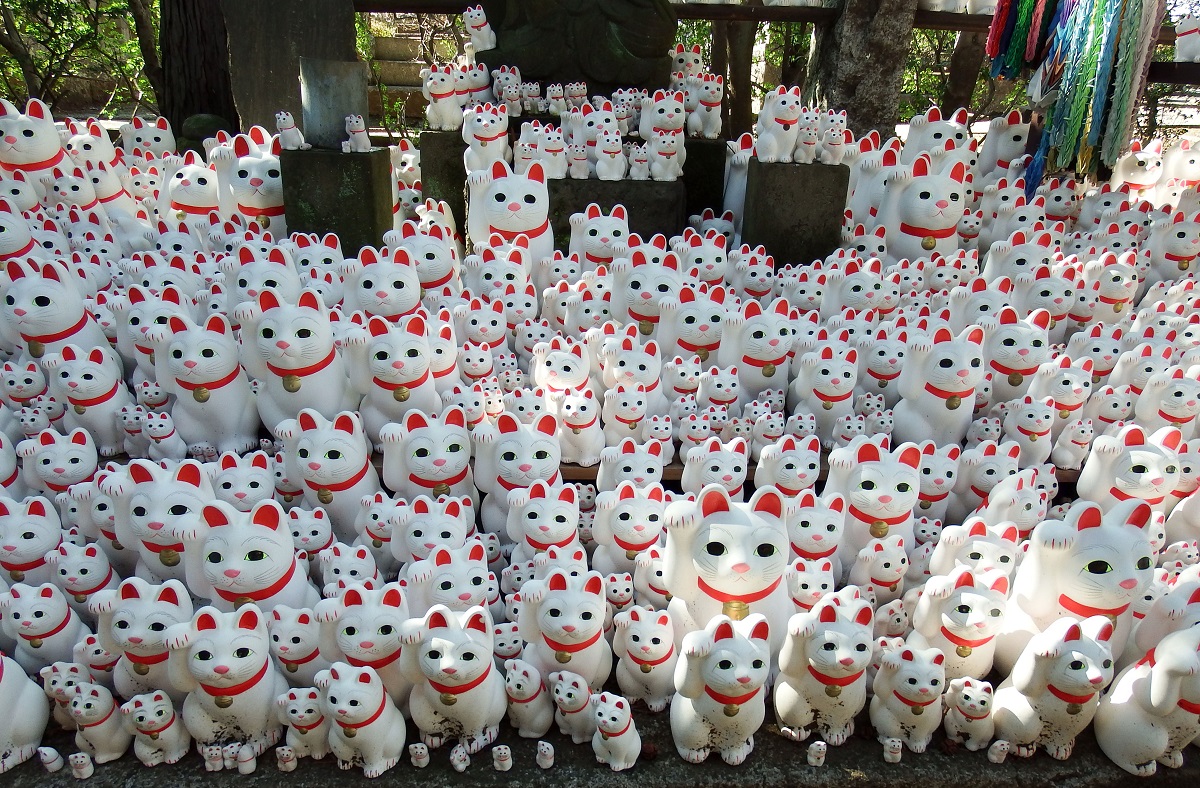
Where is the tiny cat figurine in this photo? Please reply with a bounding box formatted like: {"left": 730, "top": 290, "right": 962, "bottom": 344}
{"left": 992, "top": 616, "right": 1115, "bottom": 760}
{"left": 907, "top": 567, "right": 1008, "bottom": 680}
{"left": 316, "top": 663, "right": 407, "bottom": 777}
{"left": 121, "top": 691, "right": 192, "bottom": 767}
{"left": 943, "top": 678, "right": 995, "bottom": 752}
{"left": 69, "top": 682, "right": 132, "bottom": 763}
{"left": 342, "top": 114, "right": 371, "bottom": 153}
{"left": 268, "top": 606, "right": 333, "bottom": 688}
{"left": 547, "top": 670, "right": 596, "bottom": 743}
{"left": 612, "top": 605, "right": 677, "bottom": 712}
{"left": 671, "top": 614, "right": 771, "bottom": 765}
{"left": 88, "top": 578, "right": 192, "bottom": 705}
{"left": 275, "top": 687, "right": 331, "bottom": 761}
{"left": 519, "top": 569, "right": 611, "bottom": 690}
{"left": 869, "top": 646, "right": 946, "bottom": 754}
{"left": 504, "top": 657, "right": 554, "bottom": 738}
{"left": 591, "top": 692, "right": 641, "bottom": 771}
{"left": 2, "top": 583, "right": 91, "bottom": 673}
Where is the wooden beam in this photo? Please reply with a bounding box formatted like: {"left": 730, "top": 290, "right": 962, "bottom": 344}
{"left": 1147, "top": 60, "right": 1200, "bottom": 84}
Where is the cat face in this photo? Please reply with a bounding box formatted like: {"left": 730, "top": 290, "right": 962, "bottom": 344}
{"left": 803, "top": 600, "right": 873, "bottom": 676}
{"left": 536, "top": 339, "right": 588, "bottom": 391}
{"left": 0, "top": 99, "right": 62, "bottom": 167}
{"left": 786, "top": 558, "right": 834, "bottom": 609}
{"left": 4, "top": 582, "right": 72, "bottom": 640}
{"left": 23, "top": 428, "right": 96, "bottom": 490}
{"left": 4, "top": 260, "right": 91, "bottom": 339}
{"left": 253, "top": 291, "right": 335, "bottom": 371}
{"left": 319, "top": 544, "right": 379, "bottom": 590}
{"left": 421, "top": 542, "right": 490, "bottom": 609}
{"left": 198, "top": 501, "right": 295, "bottom": 598}
{"left": 287, "top": 507, "right": 332, "bottom": 554}
{"left": 548, "top": 670, "right": 591, "bottom": 710}
{"left": 414, "top": 606, "right": 492, "bottom": 688}
{"left": 344, "top": 248, "right": 421, "bottom": 319}
{"left": 326, "top": 584, "right": 407, "bottom": 664}
{"left": 936, "top": 569, "right": 1007, "bottom": 642}
{"left": 69, "top": 682, "right": 117, "bottom": 726}
{"left": 493, "top": 414, "right": 560, "bottom": 489}
{"left": 277, "top": 687, "right": 322, "bottom": 727}
{"left": 1039, "top": 618, "right": 1115, "bottom": 697}
{"left": 293, "top": 411, "right": 371, "bottom": 487}
{"left": 268, "top": 605, "right": 321, "bottom": 662}
{"left": 694, "top": 616, "right": 771, "bottom": 696}
{"left": 397, "top": 496, "right": 471, "bottom": 563}
{"left": 210, "top": 452, "right": 273, "bottom": 512}
{"left": 787, "top": 490, "right": 845, "bottom": 558}
{"left": 47, "top": 543, "right": 111, "bottom": 595}
{"left": 883, "top": 646, "right": 945, "bottom": 705}
{"left": 758, "top": 435, "right": 821, "bottom": 494}
{"left": 687, "top": 487, "right": 787, "bottom": 599}
{"left": 844, "top": 442, "right": 921, "bottom": 518}
{"left": 40, "top": 660, "right": 92, "bottom": 701}
{"left": 494, "top": 624, "right": 523, "bottom": 660}
{"left": 319, "top": 663, "right": 388, "bottom": 725}
{"left": 503, "top": 657, "right": 541, "bottom": 696}
{"left": 986, "top": 307, "right": 1050, "bottom": 375}
{"left": 601, "top": 439, "right": 665, "bottom": 489}
{"left": 95, "top": 579, "right": 190, "bottom": 658}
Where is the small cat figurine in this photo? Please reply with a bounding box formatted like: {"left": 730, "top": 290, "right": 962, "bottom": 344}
{"left": 41, "top": 345, "right": 133, "bottom": 456}
{"left": 504, "top": 657, "right": 554, "bottom": 738}
{"left": 0, "top": 495, "right": 64, "bottom": 586}
{"left": 591, "top": 481, "right": 666, "bottom": 575}
{"left": 379, "top": 406, "right": 476, "bottom": 507}
{"left": 612, "top": 605, "right": 677, "bottom": 712}
{"left": 907, "top": 567, "right": 1008, "bottom": 680}
{"left": 869, "top": 646, "right": 946, "bottom": 753}
{"left": 268, "top": 606, "right": 333, "bottom": 688}
{"left": 121, "top": 691, "right": 192, "bottom": 767}
{"left": 313, "top": 583, "right": 412, "bottom": 706}
{"left": 2, "top": 583, "right": 91, "bottom": 673}
{"left": 69, "top": 682, "right": 132, "bottom": 763}
{"left": 520, "top": 569, "right": 611, "bottom": 690}
{"left": 591, "top": 692, "right": 641, "bottom": 771}
{"left": 209, "top": 451, "right": 274, "bottom": 512}
{"left": 316, "top": 663, "right": 406, "bottom": 777}
{"left": 274, "top": 687, "right": 331, "bottom": 760}
{"left": 88, "top": 578, "right": 192, "bottom": 704}
{"left": 471, "top": 413, "right": 561, "bottom": 535}
{"left": 942, "top": 678, "right": 995, "bottom": 752}
{"left": 547, "top": 669, "right": 597, "bottom": 744}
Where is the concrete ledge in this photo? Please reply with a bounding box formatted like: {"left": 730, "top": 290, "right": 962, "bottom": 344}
{"left": 547, "top": 178, "right": 686, "bottom": 249}
{"left": 420, "top": 130, "right": 468, "bottom": 234}
{"left": 742, "top": 159, "right": 849, "bottom": 265}
{"left": 281, "top": 147, "right": 392, "bottom": 253}
{"left": 683, "top": 137, "right": 727, "bottom": 219}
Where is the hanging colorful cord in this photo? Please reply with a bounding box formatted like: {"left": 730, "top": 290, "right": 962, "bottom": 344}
{"left": 1085, "top": 0, "right": 1126, "bottom": 148}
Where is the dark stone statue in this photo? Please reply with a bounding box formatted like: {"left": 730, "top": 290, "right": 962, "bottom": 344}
{"left": 478, "top": 0, "right": 678, "bottom": 95}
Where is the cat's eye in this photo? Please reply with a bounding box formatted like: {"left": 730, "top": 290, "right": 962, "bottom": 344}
{"left": 755, "top": 543, "right": 776, "bottom": 558}
{"left": 548, "top": 608, "right": 561, "bottom": 617}
{"left": 1136, "top": 556, "right": 1152, "bottom": 570}
{"left": 195, "top": 650, "right": 213, "bottom": 661}
{"left": 717, "top": 659, "right": 733, "bottom": 670}
{"left": 342, "top": 626, "right": 357, "bottom": 636}
{"left": 1069, "top": 660, "right": 1085, "bottom": 670}
{"left": 233, "top": 647, "right": 251, "bottom": 658}
{"left": 245, "top": 550, "right": 266, "bottom": 561}
{"left": 206, "top": 551, "right": 222, "bottom": 563}
{"left": 705, "top": 542, "right": 726, "bottom": 556}
{"left": 956, "top": 604, "right": 970, "bottom": 614}
{"left": 1086, "top": 560, "right": 1113, "bottom": 574}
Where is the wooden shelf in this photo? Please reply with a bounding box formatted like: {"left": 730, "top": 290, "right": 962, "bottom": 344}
{"left": 912, "top": 9, "right": 994, "bottom": 31}
{"left": 1147, "top": 60, "right": 1200, "bottom": 85}
{"left": 672, "top": 3, "right": 838, "bottom": 22}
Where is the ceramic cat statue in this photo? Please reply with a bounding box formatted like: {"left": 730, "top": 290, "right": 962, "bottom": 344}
{"left": 547, "top": 670, "right": 596, "bottom": 743}
{"left": 591, "top": 692, "right": 641, "bottom": 771}
{"left": 907, "top": 566, "right": 1008, "bottom": 680}
{"left": 315, "top": 662, "right": 407, "bottom": 777}
{"left": 379, "top": 407, "right": 476, "bottom": 507}
{"left": 504, "top": 658, "right": 554, "bottom": 738}
{"left": 471, "top": 412, "right": 561, "bottom": 536}
{"left": 869, "top": 646, "right": 946, "bottom": 754}
{"left": 274, "top": 687, "right": 331, "bottom": 761}
{"left": 1077, "top": 424, "right": 1182, "bottom": 516}
{"left": 0, "top": 651, "right": 49, "bottom": 773}
{"left": 942, "top": 678, "right": 994, "bottom": 752}
{"left": 2, "top": 583, "right": 91, "bottom": 673}
{"left": 313, "top": 583, "right": 412, "bottom": 707}
{"left": 670, "top": 614, "right": 771, "bottom": 765}
{"left": 463, "top": 6, "right": 496, "bottom": 51}
{"left": 69, "top": 681, "right": 132, "bottom": 764}
{"left": 519, "top": 569, "right": 611, "bottom": 690}
{"left": 121, "top": 690, "right": 192, "bottom": 767}
{"left": 467, "top": 160, "right": 552, "bottom": 261}
{"left": 892, "top": 326, "right": 986, "bottom": 447}
{"left": 612, "top": 605, "right": 677, "bottom": 712}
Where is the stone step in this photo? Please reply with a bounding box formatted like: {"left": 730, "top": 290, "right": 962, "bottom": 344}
{"left": 368, "top": 85, "right": 427, "bottom": 120}
{"left": 376, "top": 60, "right": 425, "bottom": 87}
{"left": 373, "top": 36, "right": 421, "bottom": 61}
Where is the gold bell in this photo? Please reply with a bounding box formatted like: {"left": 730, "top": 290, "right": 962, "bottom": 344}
{"left": 638, "top": 320, "right": 653, "bottom": 336}
{"left": 1059, "top": 409, "right": 1071, "bottom": 419}
{"left": 911, "top": 704, "right": 924, "bottom": 716}
{"left": 956, "top": 645, "right": 972, "bottom": 658}
{"left": 256, "top": 215, "right": 271, "bottom": 229}
{"left": 640, "top": 663, "right": 652, "bottom": 674}
{"left": 625, "top": 550, "right": 638, "bottom": 561}
{"left": 317, "top": 489, "right": 334, "bottom": 505}
{"left": 822, "top": 400, "right": 833, "bottom": 411}
{"left": 440, "top": 692, "right": 457, "bottom": 706}
{"left": 393, "top": 386, "right": 410, "bottom": 403}
{"left": 1008, "top": 372, "right": 1023, "bottom": 387}
{"left": 946, "top": 395, "right": 961, "bottom": 410}
{"left": 825, "top": 684, "right": 842, "bottom": 698}
{"left": 664, "top": 593, "right": 672, "bottom": 602}
{"left": 763, "top": 363, "right": 776, "bottom": 378}
{"left": 887, "top": 582, "right": 898, "bottom": 592}
{"left": 283, "top": 494, "right": 295, "bottom": 504}
{"left": 1048, "top": 319, "right": 1057, "bottom": 330}
{"left": 148, "top": 352, "right": 155, "bottom": 365}
{"left": 214, "top": 696, "right": 234, "bottom": 709}
{"left": 193, "top": 387, "right": 211, "bottom": 403}
{"left": 133, "top": 663, "right": 150, "bottom": 676}
{"left": 73, "top": 593, "right": 87, "bottom": 603}
{"left": 869, "top": 522, "right": 889, "bottom": 539}
{"left": 601, "top": 731, "right": 611, "bottom": 740}
{"left": 572, "top": 428, "right": 581, "bottom": 435}
{"left": 159, "top": 549, "right": 180, "bottom": 568}
{"left": 175, "top": 210, "right": 187, "bottom": 221}
{"left": 282, "top": 375, "right": 302, "bottom": 393}
{"left": 344, "top": 726, "right": 357, "bottom": 738}
{"left": 722, "top": 600, "right": 750, "bottom": 621}
{"left": 8, "top": 569, "right": 23, "bottom": 582}
{"left": 148, "top": 731, "right": 160, "bottom": 741}
{"left": 697, "top": 348, "right": 709, "bottom": 362}
{"left": 372, "top": 539, "right": 383, "bottom": 549}
{"left": 74, "top": 404, "right": 86, "bottom": 415}
{"left": 285, "top": 662, "right": 298, "bottom": 674}
{"left": 432, "top": 483, "right": 451, "bottom": 497}
{"left": 921, "top": 236, "right": 937, "bottom": 251}
{"left": 1029, "top": 434, "right": 1038, "bottom": 442}
{"left": 233, "top": 596, "right": 254, "bottom": 609}
{"left": 723, "top": 703, "right": 740, "bottom": 718}
{"left": 28, "top": 637, "right": 43, "bottom": 648}
{"left": 554, "top": 650, "right": 572, "bottom": 664}
{"left": 1180, "top": 260, "right": 1191, "bottom": 271}
{"left": 1066, "top": 703, "right": 1082, "bottom": 715}
{"left": 919, "top": 500, "right": 931, "bottom": 510}
{"left": 1114, "top": 301, "right": 1124, "bottom": 312}
{"left": 27, "top": 341, "right": 45, "bottom": 358}
{"left": 879, "top": 380, "right": 888, "bottom": 389}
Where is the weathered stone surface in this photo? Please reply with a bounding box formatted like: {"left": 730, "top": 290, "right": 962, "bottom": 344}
{"left": 300, "top": 57, "right": 370, "bottom": 151}
{"left": 742, "top": 160, "right": 849, "bottom": 265}
{"left": 420, "top": 130, "right": 468, "bottom": 235}
{"left": 219, "top": 0, "right": 357, "bottom": 132}
{"left": 683, "top": 137, "right": 727, "bottom": 219}
{"left": 177, "top": 113, "right": 234, "bottom": 155}
{"left": 281, "top": 147, "right": 391, "bottom": 254}
{"left": 546, "top": 179, "right": 686, "bottom": 249}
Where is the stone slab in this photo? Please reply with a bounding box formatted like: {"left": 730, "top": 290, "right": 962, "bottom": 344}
{"left": 220, "top": 0, "right": 357, "bottom": 132}
{"left": 683, "top": 137, "right": 727, "bottom": 219}
{"left": 546, "top": 179, "right": 686, "bottom": 250}
{"left": 299, "top": 57, "right": 370, "bottom": 151}
{"left": 420, "top": 130, "right": 469, "bottom": 235}
{"left": 742, "top": 159, "right": 849, "bottom": 265}
{"left": 280, "top": 147, "right": 391, "bottom": 254}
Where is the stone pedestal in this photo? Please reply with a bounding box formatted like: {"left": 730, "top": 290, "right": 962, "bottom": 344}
{"left": 546, "top": 179, "right": 686, "bottom": 249}
{"left": 683, "top": 137, "right": 727, "bottom": 219}
{"left": 742, "top": 160, "right": 849, "bottom": 265}
{"left": 420, "top": 131, "right": 468, "bottom": 234}
{"left": 300, "top": 57, "right": 370, "bottom": 150}
{"left": 281, "top": 147, "right": 392, "bottom": 254}
{"left": 220, "top": 0, "right": 357, "bottom": 131}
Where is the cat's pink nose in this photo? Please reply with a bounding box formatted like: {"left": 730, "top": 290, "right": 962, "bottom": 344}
{"left": 840, "top": 657, "right": 855, "bottom": 666}
{"left": 250, "top": 178, "right": 264, "bottom": 187}
{"left": 391, "top": 361, "right": 405, "bottom": 370}
{"left": 433, "top": 458, "right": 446, "bottom": 467}
{"left": 11, "top": 308, "right": 24, "bottom": 316}
{"left": 458, "top": 593, "right": 471, "bottom": 601}
{"left": 127, "top": 636, "right": 143, "bottom": 644}
{"left": 3, "top": 136, "right": 14, "bottom": 144}
{"left": 918, "top": 687, "right": 930, "bottom": 694}
{"left": 957, "top": 370, "right": 969, "bottom": 377}
{"left": 1152, "top": 477, "right": 1164, "bottom": 486}
{"left": 518, "top": 463, "right": 532, "bottom": 472}
{"left": 224, "top": 569, "right": 240, "bottom": 578}
{"left": 443, "top": 667, "right": 457, "bottom": 675}
{"left": 731, "top": 562, "right": 749, "bottom": 574}
{"left": 1120, "top": 578, "right": 1138, "bottom": 589}
{"left": 736, "top": 675, "right": 750, "bottom": 684}
{"left": 359, "top": 641, "right": 374, "bottom": 649}
{"left": 936, "top": 200, "right": 949, "bottom": 209}
{"left": 184, "top": 360, "right": 197, "bottom": 369}
{"left": 1018, "top": 349, "right": 1029, "bottom": 356}
{"left": 507, "top": 202, "right": 520, "bottom": 212}
{"left": 562, "top": 625, "right": 576, "bottom": 633}
{"left": 1090, "top": 676, "right": 1104, "bottom": 685}
{"left": 812, "top": 534, "right": 823, "bottom": 542}
{"left": 68, "top": 576, "right": 77, "bottom": 583}
{"left": 307, "top": 462, "right": 321, "bottom": 471}
{"left": 935, "top": 478, "right": 944, "bottom": 486}
{"left": 147, "top": 521, "right": 165, "bottom": 530}
{"left": 633, "top": 525, "right": 644, "bottom": 532}
{"left": 769, "top": 339, "right": 780, "bottom": 347}
{"left": 878, "top": 495, "right": 893, "bottom": 504}
{"left": 234, "top": 492, "right": 246, "bottom": 499}
{"left": 275, "top": 340, "right": 290, "bottom": 350}
{"left": 53, "top": 467, "right": 64, "bottom": 474}
{"left": 213, "top": 665, "right": 229, "bottom": 674}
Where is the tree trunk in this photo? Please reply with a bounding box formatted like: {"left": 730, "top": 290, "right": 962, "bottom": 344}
{"left": 0, "top": 2, "right": 40, "bottom": 102}
{"left": 804, "top": 0, "right": 918, "bottom": 136}
{"left": 128, "top": 0, "right": 165, "bottom": 108}
{"left": 712, "top": 21, "right": 729, "bottom": 132}
{"left": 942, "top": 31, "right": 985, "bottom": 114}
{"left": 160, "top": 0, "right": 239, "bottom": 131}
{"left": 727, "top": 20, "right": 756, "bottom": 136}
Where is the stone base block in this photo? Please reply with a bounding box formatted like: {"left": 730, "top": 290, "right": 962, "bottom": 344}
{"left": 742, "top": 160, "right": 849, "bottom": 265}
{"left": 420, "top": 130, "right": 468, "bottom": 233}
{"left": 546, "top": 179, "right": 686, "bottom": 250}
{"left": 683, "top": 137, "right": 727, "bottom": 219}
{"left": 281, "top": 147, "right": 392, "bottom": 254}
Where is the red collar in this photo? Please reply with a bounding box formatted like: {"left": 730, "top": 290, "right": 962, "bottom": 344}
{"left": 45, "top": 471, "right": 95, "bottom": 494}
{"left": 18, "top": 606, "right": 73, "bottom": 641}
{"left": 136, "top": 711, "right": 177, "bottom": 736}
{"left": 868, "top": 367, "right": 901, "bottom": 382}
{"left": 939, "top": 626, "right": 993, "bottom": 649}
{"left": 372, "top": 365, "right": 430, "bottom": 392}
{"left": 647, "top": 582, "right": 670, "bottom": 598}
{"left": 614, "top": 533, "right": 659, "bottom": 554}
{"left": 584, "top": 252, "right": 612, "bottom": 265}
{"left": 697, "top": 576, "right": 780, "bottom": 604}
{"left": 1097, "top": 292, "right": 1131, "bottom": 306}
{"left": 1159, "top": 409, "right": 1194, "bottom": 425}
{"left": 627, "top": 307, "right": 659, "bottom": 326}
{"left": 1179, "top": 697, "right": 1200, "bottom": 714}
{"left": 957, "top": 707, "right": 990, "bottom": 721}
{"left": 1016, "top": 424, "right": 1050, "bottom": 440}
{"left": 1046, "top": 684, "right": 1094, "bottom": 705}
{"left": 291, "top": 714, "right": 325, "bottom": 733}
{"left": 77, "top": 703, "right": 116, "bottom": 729}
{"left": 0, "top": 237, "right": 36, "bottom": 260}
{"left": 899, "top": 223, "right": 956, "bottom": 240}
{"left": 892, "top": 690, "right": 939, "bottom": 709}
{"left": 990, "top": 359, "right": 1040, "bottom": 377}
{"left": 793, "top": 597, "right": 815, "bottom": 611}
{"left": 792, "top": 543, "right": 837, "bottom": 560}
{"left": 175, "top": 366, "right": 241, "bottom": 394}
{"left": 704, "top": 684, "right": 760, "bottom": 706}
{"left": 428, "top": 90, "right": 455, "bottom": 100}
{"left": 626, "top": 644, "right": 674, "bottom": 669}
{"left": 238, "top": 203, "right": 285, "bottom": 218}
{"left": 847, "top": 505, "right": 909, "bottom": 526}
{"left": 1109, "top": 487, "right": 1163, "bottom": 506}
{"left": 20, "top": 311, "right": 90, "bottom": 346}
{"left": 563, "top": 412, "right": 598, "bottom": 431}
{"left": 141, "top": 538, "right": 185, "bottom": 558}
{"left": 598, "top": 715, "right": 633, "bottom": 738}
{"left": 1058, "top": 594, "right": 1129, "bottom": 618}
{"left": 408, "top": 465, "right": 470, "bottom": 490}
{"left": 199, "top": 660, "right": 270, "bottom": 699}
{"left": 525, "top": 532, "right": 577, "bottom": 552}
{"left": 303, "top": 460, "right": 372, "bottom": 494}
{"left": 741, "top": 353, "right": 788, "bottom": 370}
{"left": 474, "top": 130, "right": 507, "bottom": 143}
{"left": 125, "top": 649, "right": 169, "bottom": 666}
{"left": 421, "top": 267, "right": 457, "bottom": 290}
{"left": 428, "top": 662, "right": 492, "bottom": 696}
{"left": 508, "top": 683, "right": 543, "bottom": 704}
{"left": 1053, "top": 398, "right": 1084, "bottom": 413}
{"left": 266, "top": 347, "right": 337, "bottom": 380}
{"left": 543, "top": 628, "right": 602, "bottom": 655}
{"left": 0, "top": 539, "right": 58, "bottom": 573}
{"left": 813, "top": 386, "right": 854, "bottom": 405}
{"left": 347, "top": 648, "right": 402, "bottom": 671}
{"left": 497, "top": 471, "right": 560, "bottom": 492}
{"left": 69, "top": 564, "right": 114, "bottom": 597}
{"left": 0, "top": 467, "right": 19, "bottom": 490}
{"left": 808, "top": 664, "right": 864, "bottom": 687}
{"left": 6, "top": 383, "right": 45, "bottom": 405}
{"left": 870, "top": 575, "right": 902, "bottom": 588}
{"left": 213, "top": 558, "right": 298, "bottom": 604}
{"left": 489, "top": 219, "right": 550, "bottom": 242}
{"left": 432, "top": 363, "right": 457, "bottom": 380}
{"left": 774, "top": 118, "right": 798, "bottom": 129}
{"left": 925, "top": 382, "right": 974, "bottom": 402}
{"left": 170, "top": 200, "right": 213, "bottom": 216}
{"left": 699, "top": 99, "right": 722, "bottom": 108}
{"left": 920, "top": 489, "right": 950, "bottom": 503}
{"left": 150, "top": 428, "right": 177, "bottom": 443}
{"left": 1165, "top": 252, "right": 1197, "bottom": 263}
{"left": 0, "top": 148, "right": 66, "bottom": 173}
{"left": 335, "top": 691, "right": 388, "bottom": 732}
{"left": 610, "top": 412, "right": 642, "bottom": 427}
{"left": 277, "top": 648, "right": 322, "bottom": 668}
